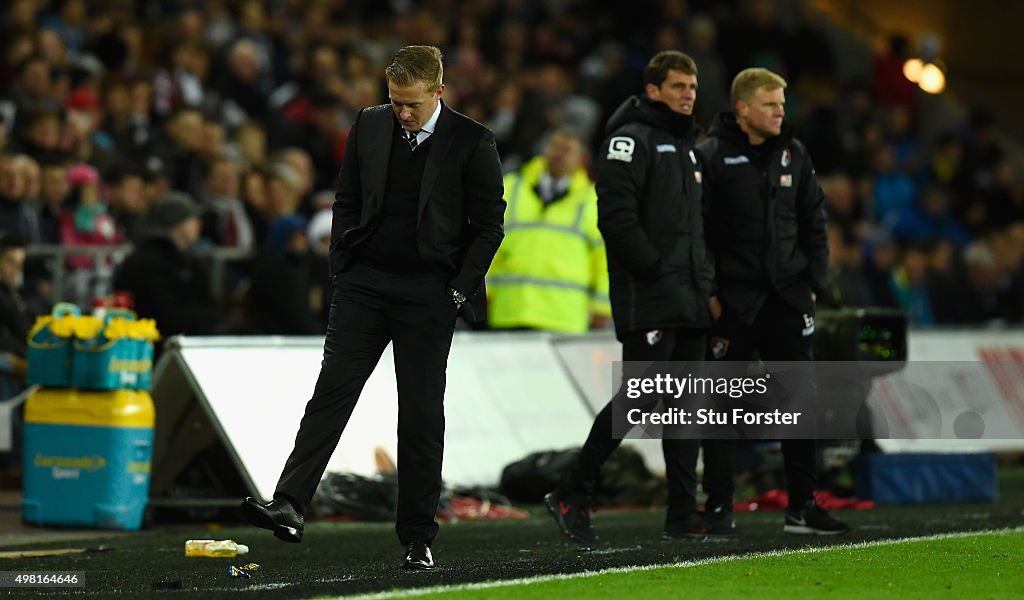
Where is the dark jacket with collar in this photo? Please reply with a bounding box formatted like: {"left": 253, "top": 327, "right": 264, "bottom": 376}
{"left": 596, "top": 94, "right": 714, "bottom": 338}
{"left": 112, "top": 236, "right": 224, "bottom": 336}
{"left": 329, "top": 101, "right": 505, "bottom": 323}
{"left": 697, "top": 111, "right": 829, "bottom": 323}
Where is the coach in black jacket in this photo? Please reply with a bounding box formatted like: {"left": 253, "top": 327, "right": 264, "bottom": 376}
{"left": 698, "top": 68, "right": 848, "bottom": 536}
{"left": 242, "top": 46, "right": 505, "bottom": 571}
{"left": 545, "top": 51, "right": 720, "bottom": 545}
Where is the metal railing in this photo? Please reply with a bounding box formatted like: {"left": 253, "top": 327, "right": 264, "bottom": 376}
{"left": 24, "top": 244, "right": 254, "bottom": 306}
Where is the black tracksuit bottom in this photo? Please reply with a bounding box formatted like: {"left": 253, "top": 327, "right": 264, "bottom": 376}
{"left": 704, "top": 291, "right": 819, "bottom": 509}
{"left": 566, "top": 326, "right": 731, "bottom": 528}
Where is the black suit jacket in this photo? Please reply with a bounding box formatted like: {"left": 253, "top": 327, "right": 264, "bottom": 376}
{"left": 329, "top": 101, "right": 505, "bottom": 322}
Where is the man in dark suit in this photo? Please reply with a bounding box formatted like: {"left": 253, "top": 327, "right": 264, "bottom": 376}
{"left": 241, "top": 46, "right": 505, "bottom": 571}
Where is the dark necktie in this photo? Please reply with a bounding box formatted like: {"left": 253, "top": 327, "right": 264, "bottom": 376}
{"left": 406, "top": 129, "right": 421, "bottom": 150}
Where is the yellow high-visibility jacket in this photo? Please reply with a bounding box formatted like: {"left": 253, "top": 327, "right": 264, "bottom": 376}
{"left": 487, "top": 156, "right": 610, "bottom": 333}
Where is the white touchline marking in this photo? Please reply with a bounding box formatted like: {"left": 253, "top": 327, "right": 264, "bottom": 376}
{"left": 327, "top": 527, "right": 1024, "bottom": 600}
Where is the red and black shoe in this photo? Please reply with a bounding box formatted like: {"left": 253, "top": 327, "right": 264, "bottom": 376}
{"left": 544, "top": 488, "right": 596, "bottom": 545}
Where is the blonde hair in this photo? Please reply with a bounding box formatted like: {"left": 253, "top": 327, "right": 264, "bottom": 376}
{"left": 731, "top": 68, "right": 787, "bottom": 105}
{"left": 385, "top": 45, "right": 443, "bottom": 92}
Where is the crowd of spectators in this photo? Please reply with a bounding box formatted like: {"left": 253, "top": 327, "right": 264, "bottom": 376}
{"left": 0, "top": 0, "right": 1021, "bottom": 343}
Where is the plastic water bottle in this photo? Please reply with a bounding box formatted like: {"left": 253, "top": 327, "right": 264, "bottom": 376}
{"left": 184, "top": 540, "right": 250, "bottom": 558}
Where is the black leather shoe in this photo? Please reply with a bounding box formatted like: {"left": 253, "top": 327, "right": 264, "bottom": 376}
{"left": 240, "top": 496, "right": 304, "bottom": 543}
{"left": 402, "top": 541, "right": 435, "bottom": 571}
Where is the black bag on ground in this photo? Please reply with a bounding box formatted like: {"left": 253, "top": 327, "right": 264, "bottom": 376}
{"left": 311, "top": 472, "right": 399, "bottom": 521}
{"left": 499, "top": 449, "right": 580, "bottom": 503}
{"left": 498, "top": 446, "right": 667, "bottom": 506}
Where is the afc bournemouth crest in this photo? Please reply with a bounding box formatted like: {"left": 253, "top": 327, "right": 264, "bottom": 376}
{"left": 645, "top": 329, "right": 664, "bottom": 346}
{"left": 709, "top": 337, "right": 730, "bottom": 359}
{"left": 781, "top": 148, "right": 791, "bottom": 167}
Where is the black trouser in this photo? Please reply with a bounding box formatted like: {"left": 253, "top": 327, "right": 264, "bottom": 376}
{"left": 568, "top": 327, "right": 707, "bottom": 527}
{"left": 275, "top": 262, "right": 457, "bottom": 546}
{"left": 705, "top": 292, "right": 818, "bottom": 509}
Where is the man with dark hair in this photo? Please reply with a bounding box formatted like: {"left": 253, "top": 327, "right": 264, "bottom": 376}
{"left": 545, "top": 50, "right": 719, "bottom": 544}
{"left": 241, "top": 45, "right": 505, "bottom": 571}
{"left": 698, "top": 67, "right": 847, "bottom": 535}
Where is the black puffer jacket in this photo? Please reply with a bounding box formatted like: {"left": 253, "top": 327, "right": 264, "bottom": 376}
{"left": 596, "top": 95, "right": 714, "bottom": 338}
{"left": 697, "top": 112, "right": 829, "bottom": 323}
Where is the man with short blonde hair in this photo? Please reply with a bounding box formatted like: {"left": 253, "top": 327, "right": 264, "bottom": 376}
{"left": 384, "top": 45, "right": 444, "bottom": 93}
{"left": 730, "top": 67, "right": 787, "bottom": 105}
{"left": 698, "top": 68, "right": 845, "bottom": 536}
{"left": 243, "top": 45, "right": 505, "bottom": 572}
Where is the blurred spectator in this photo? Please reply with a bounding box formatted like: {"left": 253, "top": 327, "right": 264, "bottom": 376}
{"left": 200, "top": 155, "right": 254, "bottom": 251}
{"left": 58, "top": 163, "right": 122, "bottom": 304}
{"left": 105, "top": 164, "right": 148, "bottom": 244}
{"left": 36, "top": 158, "right": 69, "bottom": 244}
{"left": 826, "top": 225, "right": 875, "bottom": 307}
{"left": 12, "top": 107, "right": 63, "bottom": 161}
{"left": 0, "top": 32, "right": 36, "bottom": 94}
{"left": 682, "top": 15, "right": 729, "bottom": 128}
{"left": 888, "top": 244, "right": 935, "bottom": 326}
{"left": 821, "top": 174, "right": 863, "bottom": 231}
{"left": 891, "top": 185, "right": 971, "bottom": 248}
{"left": 931, "top": 240, "right": 1011, "bottom": 325}
{"left": 0, "top": 233, "right": 29, "bottom": 401}
{"left": 266, "top": 162, "right": 303, "bottom": 220}
{"left": 863, "top": 230, "right": 898, "bottom": 308}
{"left": 113, "top": 191, "right": 224, "bottom": 336}
{"left": 229, "top": 120, "right": 267, "bottom": 169}
{"left": 215, "top": 37, "right": 272, "bottom": 129}
{"left": 870, "top": 34, "right": 917, "bottom": 116}
{"left": 244, "top": 214, "right": 321, "bottom": 335}
{"left": 149, "top": 106, "right": 206, "bottom": 199}
{"left": 487, "top": 128, "right": 609, "bottom": 333}
{"left": 153, "top": 41, "right": 210, "bottom": 117}
{"left": 64, "top": 87, "right": 118, "bottom": 175}
{"left": 40, "top": 0, "right": 89, "bottom": 55}
{"left": 0, "top": 154, "right": 41, "bottom": 244}
{"left": 4, "top": 55, "right": 60, "bottom": 116}
{"left": 240, "top": 164, "right": 271, "bottom": 245}
{"left": 870, "top": 143, "right": 917, "bottom": 228}
{"left": 268, "top": 147, "right": 314, "bottom": 210}
{"left": 14, "top": 153, "right": 40, "bottom": 205}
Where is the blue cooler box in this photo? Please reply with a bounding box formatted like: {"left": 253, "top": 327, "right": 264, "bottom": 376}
{"left": 854, "top": 452, "right": 998, "bottom": 505}
{"left": 22, "top": 389, "right": 155, "bottom": 530}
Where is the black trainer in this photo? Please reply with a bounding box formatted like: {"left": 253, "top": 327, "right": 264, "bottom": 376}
{"left": 702, "top": 505, "right": 737, "bottom": 536}
{"left": 544, "top": 489, "right": 596, "bottom": 544}
{"left": 784, "top": 501, "right": 851, "bottom": 535}
{"left": 661, "top": 513, "right": 709, "bottom": 540}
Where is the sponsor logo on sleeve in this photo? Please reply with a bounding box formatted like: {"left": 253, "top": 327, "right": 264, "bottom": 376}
{"left": 780, "top": 174, "right": 793, "bottom": 187}
{"left": 607, "top": 136, "right": 636, "bottom": 162}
